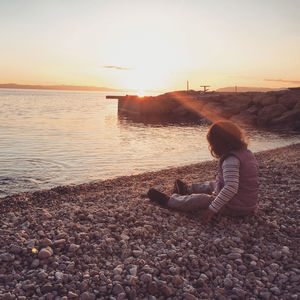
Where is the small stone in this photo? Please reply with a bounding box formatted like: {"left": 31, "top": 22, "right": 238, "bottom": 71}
{"left": 80, "top": 279, "right": 89, "bottom": 291}
{"left": 2, "top": 293, "right": 15, "bottom": 300}
{"left": 231, "top": 248, "right": 244, "bottom": 254}
{"left": 56, "top": 232, "right": 67, "bottom": 239}
{"left": 9, "top": 245, "right": 22, "bottom": 254}
{"left": 38, "top": 247, "right": 53, "bottom": 259}
{"left": 183, "top": 293, "right": 197, "bottom": 300}
{"left": 41, "top": 283, "right": 53, "bottom": 293}
{"left": 148, "top": 282, "right": 158, "bottom": 294}
{"left": 127, "top": 275, "right": 138, "bottom": 286}
{"left": 215, "top": 295, "right": 227, "bottom": 300}
{"left": 129, "top": 265, "right": 138, "bottom": 276}
{"left": 248, "top": 254, "right": 258, "bottom": 261}
{"left": 224, "top": 278, "right": 233, "bottom": 288}
{"left": 98, "top": 285, "right": 107, "bottom": 293}
{"left": 120, "top": 234, "right": 129, "bottom": 240}
{"left": 281, "top": 246, "right": 290, "bottom": 254}
{"left": 38, "top": 270, "right": 48, "bottom": 280}
{"left": 132, "top": 250, "right": 142, "bottom": 257}
{"left": 31, "top": 258, "right": 40, "bottom": 268}
{"left": 259, "top": 291, "right": 271, "bottom": 300}
{"left": 112, "top": 283, "right": 124, "bottom": 295}
{"left": 55, "top": 272, "right": 64, "bottom": 280}
{"left": 270, "top": 286, "right": 281, "bottom": 295}
{"left": 250, "top": 261, "right": 257, "bottom": 267}
{"left": 117, "top": 293, "right": 126, "bottom": 300}
{"left": 68, "top": 291, "right": 78, "bottom": 298}
{"left": 26, "top": 239, "right": 36, "bottom": 249}
{"left": 227, "top": 253, "right": 241, "bottom": 259}
{"left": 271, "top": 251, "right": 282, "bottom": 259}
{"left": 199, "top": 274, "right": 209, "bottom": 281}
{"left": 69, "top": 244, "right": 80, "bottom": 252}
{"left": 44, "top": 292, "right": 54, "bottom": 300}
{"left": 231, "top": 236, "right": 241, "bottom": 243}
{"left": 269, "top": 263, "right": 279, "bottom": 272}
{"left": 53, "top": 239, "right": 66, "bottom": 247}
{"left": 113, "top": 267, "right": 123, "bottom": 275}
{"left": 232, "top": 287, "right": 246, "bottom": 297}
{"left": 172, "top": 275, "right": 183, "bottom": 285}
{"left": 167, "top": 250, "right": 176, "bottom": 258}
{"left": 213, "top": 238, "right": 223, "bottom": 244}
{"left": 80, "top": 291, "right": 96, "bottom": 300}
{"left": 169, "top": 266, "right": 179, "bottom": 275}
{"left": 23, "top": 282, "right": 35, "bottom": 291}
{"left": 140, "top": 273, "right": 152, "bottom": 283}
{"left": 183, "top": 284, "right": 195, "bottom": 293}
{"left": 291, "top": 274, "right": 300, "bottom": 282}
{"left": 41, "top": 238, "right": 53, "bottom": 247}
{"left": 66, "top": 263, "right": 75, "bottom": 272}
{"left": 0, "top": 252, "right": 15, "bottom": 262}
{"left": 161, "top": 283, "right": 174, "bottom": 297}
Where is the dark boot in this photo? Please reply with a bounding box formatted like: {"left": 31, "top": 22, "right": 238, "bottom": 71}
{"left": 173, "top": 179, "right": 188, "bottom": 195}
{"left": 147, "top": 188, "right": 170, "bottom": 206}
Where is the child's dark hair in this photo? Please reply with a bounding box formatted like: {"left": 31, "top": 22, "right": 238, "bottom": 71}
{"left": 206, "top": 120, "right": 248, "bottom": 158}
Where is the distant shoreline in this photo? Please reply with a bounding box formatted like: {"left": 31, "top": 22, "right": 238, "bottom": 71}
{"left": 0, "top": 83, "right": 291, "bottom": 93}
{"left": 0, "top": 83, "right": 131, "bottom": 93}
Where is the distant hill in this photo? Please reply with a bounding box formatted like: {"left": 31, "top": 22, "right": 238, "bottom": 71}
{"left": 0, "top": 83, "right": 288, "bottom": 94}
{"left": 216, "top": 86, "right": 286, "bottom": 92}
{"left": 0, "top": 83, "right": 130, "bottom": 92}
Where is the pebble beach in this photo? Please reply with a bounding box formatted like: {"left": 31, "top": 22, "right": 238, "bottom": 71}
{"left": 0, "top": 143, "right": 299, "bottom": 300}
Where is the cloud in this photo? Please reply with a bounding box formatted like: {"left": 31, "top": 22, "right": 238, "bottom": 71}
{"left": 103, "top": 65, "right": 134, "bottom": 71}
{"left": 264, "top": 78, "right": 300, "bottom": 84}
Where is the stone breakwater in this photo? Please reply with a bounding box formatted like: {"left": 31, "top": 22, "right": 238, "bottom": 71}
{"left": 0, "top": 144, "right": 299, "bottom": 299}
{"left": 113, "top": 88, "right": 300, "bottom": 130}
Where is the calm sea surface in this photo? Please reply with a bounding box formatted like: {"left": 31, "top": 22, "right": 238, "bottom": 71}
{"left": 1, "top": 89, "right": 299, "bottom": 197}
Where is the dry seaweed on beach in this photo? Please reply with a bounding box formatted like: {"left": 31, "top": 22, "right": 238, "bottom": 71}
{"left": 0, "top": 144, "right": 299, "bottom": 299}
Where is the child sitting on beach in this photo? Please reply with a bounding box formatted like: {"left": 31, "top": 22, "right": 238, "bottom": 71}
{"left": 147, "top": 120, "right": 259, "bottom": 223}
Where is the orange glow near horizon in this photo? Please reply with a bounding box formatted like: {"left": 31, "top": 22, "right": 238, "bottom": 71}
{"left": 120, "top": 68, "right": 169, "bottom": 92}
{"left": 0, "top": 1, "right": 300, "bottom": 91}
{"left": 101, "top": 24, "right": 188, "bottom": 92}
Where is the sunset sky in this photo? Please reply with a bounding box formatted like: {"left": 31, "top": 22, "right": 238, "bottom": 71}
{"left": 1, "top": 0, "right": 300, "bottom": 92}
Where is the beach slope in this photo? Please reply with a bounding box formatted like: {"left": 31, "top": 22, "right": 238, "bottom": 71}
{"left": 0, "top": 144, "right": 299, "bottom": 299}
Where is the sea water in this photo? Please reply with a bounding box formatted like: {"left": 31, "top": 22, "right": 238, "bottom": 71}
{"left": 0, "top": 88, "right": 299, "bottom": 197}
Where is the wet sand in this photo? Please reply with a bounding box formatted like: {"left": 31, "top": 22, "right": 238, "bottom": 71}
{"left": 0, "top": 144, "right": 299, "bottom": 299}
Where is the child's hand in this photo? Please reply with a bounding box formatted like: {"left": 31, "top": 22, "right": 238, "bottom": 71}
{"left": 201, "top": 209, "right": 215, "bottom": 224}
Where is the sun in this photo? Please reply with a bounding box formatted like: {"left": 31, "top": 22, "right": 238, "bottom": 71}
{"left": 137, "top": 90, "right": 145, "bottom": 97}
{"left": 105, "top": 26, "right": 186, "bottom": 92}
{"left": 121, "top": 66, "right": 169, "bottom": 92}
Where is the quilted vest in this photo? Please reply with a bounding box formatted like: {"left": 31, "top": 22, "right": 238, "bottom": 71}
{"left": 215, "top": 148, "right": 259, "bottom": 212}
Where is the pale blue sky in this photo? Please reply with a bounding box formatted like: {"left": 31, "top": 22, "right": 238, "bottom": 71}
{"left": 1, "top": 0, "right": 299, "bottom": 91}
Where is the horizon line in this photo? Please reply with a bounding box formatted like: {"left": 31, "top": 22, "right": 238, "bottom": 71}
{"left": 0, "top": 82, "right": 295, "bottom": 94}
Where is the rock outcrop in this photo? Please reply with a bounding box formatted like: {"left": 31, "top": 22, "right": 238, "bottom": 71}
{"left": 114, "top": 88, "right": 300, "bottom": 130}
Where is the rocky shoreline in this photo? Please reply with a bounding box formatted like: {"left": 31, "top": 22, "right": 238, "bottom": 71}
{"left": 113, "top": 88, "right": 300, "bottom": 131}
{"left": 0, "top": 144, "right": 299, "bottom": 299}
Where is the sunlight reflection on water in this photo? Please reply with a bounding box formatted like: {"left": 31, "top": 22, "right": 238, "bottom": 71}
{"left": 0, "top": 89, "right": 299, "bottom": 197}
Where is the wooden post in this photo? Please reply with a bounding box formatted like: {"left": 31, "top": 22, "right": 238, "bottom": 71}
{"left": 200, "top": 85, "right": 210, "bottom": 93}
